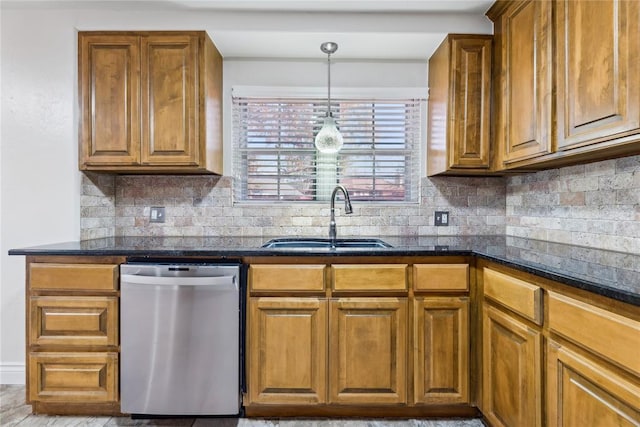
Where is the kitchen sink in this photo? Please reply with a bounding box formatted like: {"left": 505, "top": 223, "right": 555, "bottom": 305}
{"left": 261, "top": 238, "right": 393, "bottom": 249}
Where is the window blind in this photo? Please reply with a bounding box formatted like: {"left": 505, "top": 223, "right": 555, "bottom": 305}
{"left": 233, "top": 97, "right": 422, "bottom": 203}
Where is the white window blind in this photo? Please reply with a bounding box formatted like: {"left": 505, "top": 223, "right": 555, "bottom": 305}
{"left": 233, "top": 97, "right": 422, "bottom": 203}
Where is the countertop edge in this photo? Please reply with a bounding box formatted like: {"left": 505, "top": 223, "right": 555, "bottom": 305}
{"left": 8, "top": 245, "right": 640, "bottom": 307}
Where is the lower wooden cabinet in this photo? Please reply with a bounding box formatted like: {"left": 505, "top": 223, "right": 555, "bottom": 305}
{"left": 28, "top": 352, "right": 118, "bottom": 403}
{"left": 245, "top": 260, "right": 475, "bottom": 412}
{"left": 482, "top": 304, "right": 542, "bottom": 427}
{"left": 248, "top": 297, "right": 327, "bottom": 405}
{"left": 29, "top": 296, "right": 118, "bottom": 347}
{"left": 413, "top": 297, "right": 469, "bottom": 404}
{"left": 329, "top": 298, "right": 407, "bottom": 405}
{"left": 26, "top": 257, "right": 123, "bottom": 414}
{"left": 546, "top": 341, "right": 640, "bottom": 426}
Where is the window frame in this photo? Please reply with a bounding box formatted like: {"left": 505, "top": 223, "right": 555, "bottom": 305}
{"left": 232, "top": 87, "right": 426, "bottom": 205}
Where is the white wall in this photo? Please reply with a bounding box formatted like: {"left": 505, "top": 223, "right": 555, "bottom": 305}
{"left": 1, "top": 9, "right": 82, "bottom": 384}
{"left": 0, "top": 6, "right": 489, "bottom": 384}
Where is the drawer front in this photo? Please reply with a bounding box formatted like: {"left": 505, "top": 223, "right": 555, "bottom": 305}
{"left": 414, "top": 264, "right": 469, "bottom": 292}
{"left": 30, "top": 263, "right": 119, "bottom": 291}
{"left": 250, "top": 264, "right": 325, "bottom": 292}
{"left": 548, "top": 291, "right": 640, "bottom": 376}
{"left": 483, "top": 268, "right": 542, "bottom": 324}
{"left": 29, "top": 352, "right": 118, "bottom": 403}
{"left": 30, "top": 297, "right": 118, "bottom": 347}
{"left": 332, "top": 264, "right": 408, "bottom": 292}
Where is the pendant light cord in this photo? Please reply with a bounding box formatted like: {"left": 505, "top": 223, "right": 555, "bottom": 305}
{"left": 327, "top": 52, "right": 332, "bottom": 115}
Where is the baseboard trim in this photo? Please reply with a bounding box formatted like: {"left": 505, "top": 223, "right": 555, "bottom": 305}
{"left": 0, "top": 363, "right": 26, "bottom": 384}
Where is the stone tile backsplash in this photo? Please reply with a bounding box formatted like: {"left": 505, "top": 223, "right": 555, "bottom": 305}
{"left": 506, "top": 155, "right": 640, "bottom": 254}
{"left": 79, "top": 154, "right": 639, "bottom": 254}
{"left": 80, "top": 175, "right": 507, "bottom": 240}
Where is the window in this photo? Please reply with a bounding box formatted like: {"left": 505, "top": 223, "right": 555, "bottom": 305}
{"left": 233, "top": 96, "right": 422, "bottom": 203}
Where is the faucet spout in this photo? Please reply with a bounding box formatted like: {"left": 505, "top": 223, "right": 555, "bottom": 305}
{"left": 329, "top": 185, "right": 353, "bottom": 247}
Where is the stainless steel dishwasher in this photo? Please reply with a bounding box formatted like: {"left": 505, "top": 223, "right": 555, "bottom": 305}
{"left": 120, "top": 263, "right": 241, "bottom": 416}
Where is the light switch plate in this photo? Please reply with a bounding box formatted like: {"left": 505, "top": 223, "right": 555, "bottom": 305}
{"left": 435, "top": 211, "right": 449, "bottom": 226}
{"left": 150, "top": 207, "right": 165, "bottom": 223}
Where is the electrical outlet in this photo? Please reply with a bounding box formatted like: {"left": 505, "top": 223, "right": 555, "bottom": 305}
{"left": 150, "top": 207, "right": 166, "bottom": 223}
{"left": 435, "top": 211, "right": 449, "bottom": 226}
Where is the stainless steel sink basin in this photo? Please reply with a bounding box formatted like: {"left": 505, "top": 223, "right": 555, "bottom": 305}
{"left": 261, "top": 238, "right": 392, "bottom": 249}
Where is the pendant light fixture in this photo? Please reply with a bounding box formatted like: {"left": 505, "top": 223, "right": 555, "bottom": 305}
{"left": 314, "top": 41, "right": 344, "bottom": 153}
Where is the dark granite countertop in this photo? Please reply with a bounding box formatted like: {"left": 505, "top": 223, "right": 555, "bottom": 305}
{"left": 9, "top": 235, "right": 640, "bottom": 306}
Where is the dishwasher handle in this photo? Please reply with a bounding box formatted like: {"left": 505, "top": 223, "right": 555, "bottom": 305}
{"left": 121, "top": 274, "right": 237, "bottom": 290}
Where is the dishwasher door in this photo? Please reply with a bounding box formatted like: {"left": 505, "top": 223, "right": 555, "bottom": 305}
{"left": 120, "top": 264, "right": 240, "bottom": 416}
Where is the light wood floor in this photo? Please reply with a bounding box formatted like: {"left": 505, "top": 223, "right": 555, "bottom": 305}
{"left": 1, "top": 386, "right": 485, "bottom": 427}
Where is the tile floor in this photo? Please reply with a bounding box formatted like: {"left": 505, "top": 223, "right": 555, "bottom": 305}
{"left": 1, "top": 386, "right": 485, "bottom": 427}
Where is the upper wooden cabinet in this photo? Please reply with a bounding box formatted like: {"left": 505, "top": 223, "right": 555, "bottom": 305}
{"left": 555, "top": 0, "right": 640, "bottom": 151}
{"left": 488, "top": 0, "right": 640, "bottom": 170}
{"left": 489, "top": 0, "right": 554, "bottom": 165}
{"left": 78, "top": 31, "right": 223, "bottom": 174}
{"left": 427, "top": 35, "right": 493, "bottom": 176}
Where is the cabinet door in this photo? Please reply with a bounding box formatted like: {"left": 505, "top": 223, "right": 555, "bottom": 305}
{"left": 449, "top": 36, "right": 492, "bottom": 170}
{"left": 140, "top": 35, "right": 199, "bottom": 165}
{"left": 427, "top": 35, "right": 492, "bottom": 175}
{"left": 497, "top": 0, "right": 553, "bottom": 163}
{"left": 79, "top": 34, "right": 140, "bottom": 166}
{"left": 547, "top": 341, "right": 640, "bottom": 426}
{"left": 329, "top": 298, "right": 407, "bottom": 404}
{"left": 248, "top": 297, "right": 327, "bottom": 405}
{"left": 556, "top": 0, "right": 640, "bottom": 150}
{"left": 482, "top": 304, "right": 542, "bottom": 427}
{"left": 413, "top": 297, "right": 469, "bottom": 404}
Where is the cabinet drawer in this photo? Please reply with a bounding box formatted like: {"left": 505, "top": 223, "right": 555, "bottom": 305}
{"left": 29, "top": 352, "right": 118, "bottom": 403}
{"left": 249, "top": 265, "right": 325, "bottom": 292}
{"left": 548, "top": 291, "right": 640, "bottom": 376}
{"left": 332, "top": 264, "right": 408, "bottom": 291}
{"left": 483, "top": 268, "right": 542, "bottom": 325}
{"left": 30, "top": 297, "right": 118, "bottom": 348}
{"left": 414, "top": 264, "right": 469, "bottom": 291}
{"left": 30, "top": 264, "right": 119, "bottom": 291}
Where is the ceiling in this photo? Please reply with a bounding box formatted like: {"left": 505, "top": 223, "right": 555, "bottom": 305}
{"left": 2, "top": 0, "right": 496, "bottom": 60}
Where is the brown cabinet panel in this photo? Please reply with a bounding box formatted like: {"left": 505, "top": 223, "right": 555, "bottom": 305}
{"left": 413, "top": 297, "right": 469, "bottom": 404}
{"left": 79, "top": 35, "right": 140, "bottom": 166}
{"left": 548, "top": 291, "right": 640, "bottom": 376}
{"left": 556, "top": 0, "right": 640, "bottom": 150}
{"left": 492, "top": 0, "right": 553, "bottom": 164}
{"left": 248, "top": 297, "right": 327, "bottom": 405}
{"left": 329, "top": 298, "right": 407, "bottom": 404}
{"left": 332, "top": 264, "right": 407, "bottom": 292}
{"left": 28, "top": 352, "right": 118, "bottom": 403}
{"left": 547, "top": 341, "right": 640, "bottom": 426}
{"left": 249, "top": 264, "right": 326, "bottom": 293}
{"left": 29, "top": 263, "right": 119, "bottom": 291}
{"left": 482, "top": 304, "right": 542, "bottom": 427}
{"left": 483, "top": 267, "right": 542, "bottom": 325}
{"left": 141, "top": 35, "right": 199, "bottom": 165}
{"left": 30, "top": 297, "right": 118, "bottom": 348}
{"left": 414, "top": 264, "right": 469, "bottom": 292}
{"left": 427, "top": 35, "right": 492, "bottom": 175}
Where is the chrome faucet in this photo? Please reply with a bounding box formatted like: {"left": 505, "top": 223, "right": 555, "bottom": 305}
{"left": 329, "top": 185, "right": 353, "bottom": 247}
